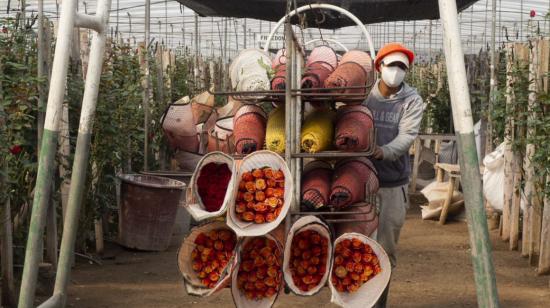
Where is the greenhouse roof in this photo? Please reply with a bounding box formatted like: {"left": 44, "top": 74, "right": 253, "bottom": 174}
{"left": 1, "top": 0, "right": 549, "bottom": 59}
{"left": 176, "top": 0, "right": 478, "bottom": 28}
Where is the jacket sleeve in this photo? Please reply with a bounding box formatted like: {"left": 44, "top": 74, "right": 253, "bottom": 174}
{"left": 380, "top": 95, "right": 425, "bottom": 161}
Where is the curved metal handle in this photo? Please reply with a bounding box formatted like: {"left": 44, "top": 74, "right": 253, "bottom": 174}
{"left": 262, "top": 4, "right": 375, "bottom": 59}
{"left": 304, "top": 38, "right": 349, "bottom": 52}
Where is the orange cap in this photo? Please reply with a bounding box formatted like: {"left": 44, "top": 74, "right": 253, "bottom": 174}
{"left": 375, "top": 43, "right": 415, "bottom": 72}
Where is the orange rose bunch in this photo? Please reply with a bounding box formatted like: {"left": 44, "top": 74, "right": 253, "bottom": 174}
{"left": 191, "top": 229, "right": 236, "bottom": 288}
{"left": 331, "top": 238, "right": 382, "bottom": 293}
{"left": 237, "top": 237, "right": 282, "bottom": 300}
{"left": 235, "top": 167, "right": 285, "bottom": 224}
{"left": 289, "top": 230, "right": 329, "bottom": 292}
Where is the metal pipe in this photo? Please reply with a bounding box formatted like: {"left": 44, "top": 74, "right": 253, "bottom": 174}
{"left": 487, "top": 0, "right": 497, "bottom": 154}
{"left": 223, "top": 18, "right": 228, "bottom": 64}
{"left": 37, "top": 294, "right": 61, "bottom": 308}
{"left": 143, "top": 0, "right": 151, "bottom": 171}
{"left": 243, "top": 18, "right": 247, "bottom": 49}
{"left": 194, "top": 13, "right": 199, "bottom": 56}
{"left": 37, "top": 0, "right": 45, "bottom": 156}
{"left": 428, "top": 20, "right": 432, "bottom": 62}
{"left": 18, "top": 0, "right": 79, "bottom": 305}
{"left": 262, "top": 3, "right": 376, "bottom": 58}
{"left": 437, "top": 1, "right": 500, "bottom": 307}
{"left": 74, "top": 13, "right": 103, "bottom": 32}
{"left": 51, "top": 1, "right": 112, "bottom": 305}
{"left": 283, "top": 21, "right": 293, "bottom": 237}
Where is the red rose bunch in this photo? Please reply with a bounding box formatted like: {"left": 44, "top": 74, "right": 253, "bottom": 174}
{"left": 235, "top": 167, "right": 285, "bottom": 224}
{"left": 237, "top": 237, "right": 282, "bottom": 300}
{"left": 191, "top": 229, "right": 236, "bottom": 288}
{"left": 331, "top": 238, "right": 381, "bottom": 293}
{"left": 289, "top": 229, "right": 329, "bottom": 292}
{"left": 196, "top": 162, "right": 232, "bottom": 212}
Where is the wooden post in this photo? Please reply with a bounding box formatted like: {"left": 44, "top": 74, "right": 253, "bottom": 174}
{"left": 46, "top": 194, "right": 58, "bottom": 269}
{"left": 501, "top": 43, "right": 515, "bottom": 242}
{"left": 539, "top": 176, "right": 550, "bottom": 274}
{"left": 94, "top": 219, "right": 104, "bottom": 255}
{"left": 439, "top": 176, "right": 456, "bottom": 225}
{"left": 1, "top": 197, "right": 16, "bottom": 307}
{"left": 529, "top": 39, "right": 550, "bottom": 273}
{"left": 509, "top": 43, "right": 528, "bottom": 251}
{"left": 519, "top": 39, "right": 535, "bottom": 258}
{"left": 522, "top": 203, "right": 531, "bottom": 257}
{"left": 410, "top": 138, "right": 422, "bottom": 193}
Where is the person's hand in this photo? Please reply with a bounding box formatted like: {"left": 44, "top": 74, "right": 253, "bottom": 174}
{"left": 372, "top": 145, "right": 384, "bottom": 160}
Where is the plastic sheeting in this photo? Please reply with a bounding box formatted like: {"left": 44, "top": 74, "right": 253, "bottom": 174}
{"left": 177, "top": 0, "right": 477, "bottom": 29}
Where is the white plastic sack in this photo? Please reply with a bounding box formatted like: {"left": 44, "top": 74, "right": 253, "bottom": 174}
{"left": 283, "top": 216, "right": 333, "bottom": 296}
{"left": 226, "top": 150, "right": 293, "bottom": 237}
{"left": 420, "top": 200, "right": 465, "bottom": 220}
{"left": 420, "top": 181, "right": 463, "bottom": 210}
{"left": 185, "top": 152, "right": 237, "bottom": 221}
{"left": 329, "top": 233, "right": 391, "bottom": 308}
{"left": 483, "top": 143, "right": 505, "bottom": 212}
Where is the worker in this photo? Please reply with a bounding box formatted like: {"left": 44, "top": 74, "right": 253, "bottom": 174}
{"left": 364, "top": 42, "right": 424, "bottom": 307}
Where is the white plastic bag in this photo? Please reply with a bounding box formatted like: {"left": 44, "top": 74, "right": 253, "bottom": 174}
{"left": 483, "top": 143, "right": 505, "bottom": 212}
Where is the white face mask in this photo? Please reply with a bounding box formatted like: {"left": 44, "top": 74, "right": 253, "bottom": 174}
{"left": 380, "top": 64, "right": 406, "bottom": 88}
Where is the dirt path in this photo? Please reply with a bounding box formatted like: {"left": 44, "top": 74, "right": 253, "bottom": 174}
{"left": 56, "top": 195, "right": 549, "bottom": 307}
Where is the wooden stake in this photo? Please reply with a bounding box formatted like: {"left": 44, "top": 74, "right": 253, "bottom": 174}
{"left": 501, "top": 44, "right": 514, "bottom": 242}
{"left": 538, "top": 176, "right": 550, "bottom": 274}
{"left": 94, "top": 219, "right": 104, "bottom": 255}
{"left": 410, "top": 138, "right": 422, "bottom": 193}
{"left": 509, "top": 43, "right": 528, "bottom": 251}
{"left": 536, "top": 39, "right": 550, "bottom": 274}
{"left": 1, "top": 195, "right": 16, "bottom": 306}
{"left": 439, "top": 177, "right": 456, "bottom": 225}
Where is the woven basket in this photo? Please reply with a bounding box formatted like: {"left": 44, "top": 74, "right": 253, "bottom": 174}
{"left": 207, "top": 116, "right": 235, "bottom": 154}
{"left": 217, "top": 97, "right": 242, "bottom": 118}
{"left": 233, "top": 104, "right": 267, "bottom": 154}
{"left": 272, "top": 48, "right": 287, "bottom": 69}
{"left": 324, "top": 61, "right": 368, "bottom": 96}
{"left": 301, "top": 110, "right": 334, "bottom": 153}
{"left": 334, "top": 105, "right": 374, "bottom": 152}
{"left": 341, "top": 49, "right": 373, "bottom": 72}
{"left": 307, "top": 45, "right": 338, "bottom": 71}
{"left": 301, "top": 61, "right": 335, "bottom": 91}
{"left": 162, "top": 103, "right": 199, "bottom": 153}
{"left": 271, "top": 64, "right": 287, "bottom": 90}
{"left": 301, "top": 160, "right": 333, "bottom": 210}
{"left": 330, "top": 157, "right": 379, "bottom": 208}
{"left": 265, "top": 107, "right": 286, "bottom": 153}
{"left": 229, "top": 48, "right": 271, "bottom": 91}
{"left": 334, "top": 203, "right": 379, "bottom": 237}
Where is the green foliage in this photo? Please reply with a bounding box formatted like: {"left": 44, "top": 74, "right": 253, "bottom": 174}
{"left": 0, "top": 17, "right": 42, "bottom": 262}
{"left": 408, "top": 62, "right": 452, "bottom": 134}
{"left": 526, "top": 74, "right": 550, "bottom": 199}
{"left": 489, "top": 45, "right": 550, "bottom": 200}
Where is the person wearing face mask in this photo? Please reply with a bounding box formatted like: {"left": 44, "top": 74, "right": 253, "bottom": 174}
{"left": 364, "top": 43, "right": 424, "bottom": 307}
